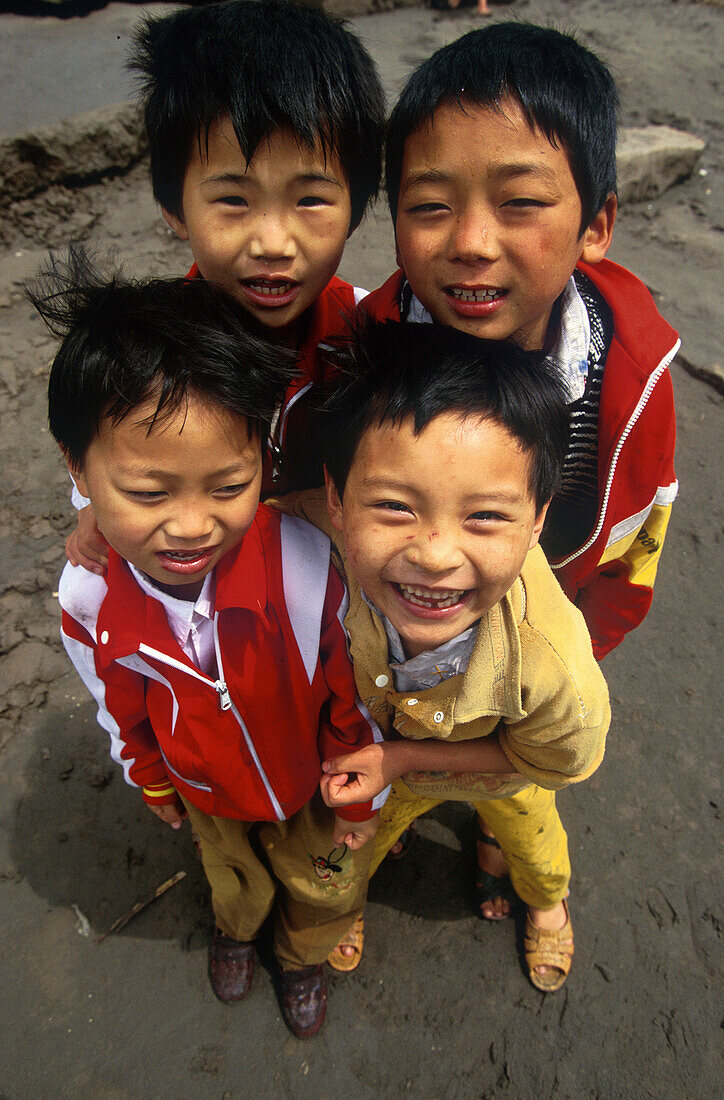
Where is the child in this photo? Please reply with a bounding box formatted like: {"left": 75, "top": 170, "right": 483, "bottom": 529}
{"left": 281, "top": 319, "right": 611, "bottom": 992}
{"left": 34, "top": 253, "right": 386, "bottom": 1038}
{"left": 361, "top": 23, "right": 679, "bottom": 918}
{"left": 67, "top": 0, "right": 385, "bottom": 569}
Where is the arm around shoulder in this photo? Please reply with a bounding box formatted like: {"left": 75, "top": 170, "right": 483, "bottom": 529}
{"left": 498, "top": 605, "right": 611, "bottom": 790}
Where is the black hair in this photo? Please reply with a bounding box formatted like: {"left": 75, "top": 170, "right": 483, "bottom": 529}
{"left": 131, "top": 0, "right": 385, "bottom": 231}
{"left": 385, "top": 23, "right": 619, "bottom": 233}
{"left": 320, "top": 320, "right": 569, "bottom": 513}
{"left": 29, "top": 247, "right": 297, "bottom": 469}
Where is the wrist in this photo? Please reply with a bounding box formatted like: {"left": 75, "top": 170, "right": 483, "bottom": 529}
{"left": 383, "top": 739, "right": 415, "bottom": 780}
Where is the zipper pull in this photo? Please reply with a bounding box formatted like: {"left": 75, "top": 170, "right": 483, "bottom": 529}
{"left": 215, "top": 680, "right": 232, "bottom": 711}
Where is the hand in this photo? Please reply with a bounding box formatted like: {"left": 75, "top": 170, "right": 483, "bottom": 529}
{"left": 65, "top": 505, "right": 109, "bottom": 574}
{"left": 147, "top": 798, "right": 187, "bottom": 830}
{"left": 320, "top": 742, "right": 402, "bottom": 806}
{"left": 333, "top": 811, "right": 378, "bottom": 851}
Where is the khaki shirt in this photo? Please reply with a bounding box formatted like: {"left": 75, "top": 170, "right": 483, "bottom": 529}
{"left": 275, "top": 490, "right": 611, "bottom": 802}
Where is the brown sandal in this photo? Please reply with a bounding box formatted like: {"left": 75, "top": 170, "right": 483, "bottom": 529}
{"left": 327, "top": 914, "right": 364, "bottom": 972}
{"left": 524, "top": 899, "right": 574, "bottom": 993}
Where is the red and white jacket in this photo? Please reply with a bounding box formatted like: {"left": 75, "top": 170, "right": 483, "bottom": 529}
{"left": 59, "top": 504, "right": 385, "bottom": 823}
{"left": 362, "top": 260, "right": 679, "bottom": 659}
{"left": 186, "top": 265, "right": 366, "bottom": 496}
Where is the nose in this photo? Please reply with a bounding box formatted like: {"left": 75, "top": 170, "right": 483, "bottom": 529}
{"left": 163, "top": 499, "right": 216, "bottom": 544}
{"left": 404, "top": 523, "right": 465, "bottom": 576}
{"left": 449, "top": 203, "right": 499, "bottom": 264}
{"left": 248, "top": 211, "right": 296, "bottom": 262}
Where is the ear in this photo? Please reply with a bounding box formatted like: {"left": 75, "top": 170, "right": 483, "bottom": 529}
{"left": 65, "top": 453, "right": 89, "bottom": 500}
{"left": 580, "top": 193, "right": 617, "bottom": 264}
{"left": 324, "top": 467, "right": 344, "bottom": 533}
{"left": 161, "top": 206, "right": 189, "bottom": 242}
{"left": 528, "top": 501, "right": 550, "bottom": 551}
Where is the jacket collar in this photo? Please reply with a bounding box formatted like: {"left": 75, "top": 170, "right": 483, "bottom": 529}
{"left": 95, "top": 507, "right": 273, "bottom": 665}
{"left": 361, "top": 269, "right": 405, "bottom": 322}
{"left": 338, "top": 533, "right": 529, "bottom": 734}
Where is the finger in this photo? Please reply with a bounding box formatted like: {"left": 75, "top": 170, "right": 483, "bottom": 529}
{"left": 65, "top": 535, "right": 79, "bottom": 568}
{"left": 78, "top": 555, "right": 106, "bottom": 576}
{"left": 322, "top": 752, "right": 361, "bottom": 773}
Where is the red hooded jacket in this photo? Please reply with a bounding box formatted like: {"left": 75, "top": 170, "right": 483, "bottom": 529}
{"left": 59, "top": 505, "right": 384, "bottom": 822}
{"left": 361, "top": 260, "right": 680, "bottom": 659}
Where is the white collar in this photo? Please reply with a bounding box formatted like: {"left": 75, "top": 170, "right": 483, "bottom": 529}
{"left": 407, "top": 275, "right": 591, "bottom": 403}
{"left": 361, "top": 588, "right": 477, "bottom": 690}
{"left": 548, "top": 275, "right": 591, "bottom": 402}
{"left": 129, "top": 564, "right": 215, "bottom": 648}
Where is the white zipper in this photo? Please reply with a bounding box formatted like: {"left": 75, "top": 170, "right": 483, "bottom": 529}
{"left": 138, "top": 642, "right": 231, "bottom": 710}
{"left": 553, "top": 339, "right": 680, "bottom": 570}
{"left": 138, "top": 632, "right": 285, "bottom": 820}
{"left": 277, "top": 380, "right": 314, "bottom": 447}
{"left": 268, "top": 381, "right": 315, "bottom": 483}
{"left": 212, "top": 619, "right": 285, "bottom": 820}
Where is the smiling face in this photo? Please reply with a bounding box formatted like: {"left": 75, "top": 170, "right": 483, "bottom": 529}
{"left": 394, "top": 97, "right": 614, "bottom": 349}
{"left": 72, "top": 394, "right": 262, "bottom": 601}
{"left": 164, "top": 117, "right": 353, "bottom": 343}
{"left": 327, "top": 411, "right": 547, "bottom": 658}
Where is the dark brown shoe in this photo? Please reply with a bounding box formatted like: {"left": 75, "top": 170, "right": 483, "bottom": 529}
{"left": 280, "top": 964, "right": 327, "bottom": 1038}
{"left": 209, "top": 929, "right": 255, "bottom": 1003}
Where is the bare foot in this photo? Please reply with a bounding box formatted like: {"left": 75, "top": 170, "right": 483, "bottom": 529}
{"left": 387, "top": 825, "right": 416, "bottom": 860}
{"left": 477, "top": 0, "right": 492, "bottom": 14}
{"left": 476, "top": 823, "right": 512, "bottom": 920}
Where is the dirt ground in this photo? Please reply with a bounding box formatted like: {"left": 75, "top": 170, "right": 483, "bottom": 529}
{"left": 0, "top": 1, "right": 722, "bottom": 1097}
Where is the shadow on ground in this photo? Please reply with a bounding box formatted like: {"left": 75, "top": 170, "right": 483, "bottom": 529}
{"left": 11, "top": 699, "right": 480, "bottom": 947}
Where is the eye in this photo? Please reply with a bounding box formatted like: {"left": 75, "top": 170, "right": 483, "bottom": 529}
{"left": 375, "top": 500, "right": 413, "bottom": 515}
{"left": 502, "top": 197, "right": 548, "bottom": 209}
{"left": 215, "top": 195, "right": 248, "bottom": 208}
{"left": 213, "top": 483, "right": 250, "bottom": 497}
{"left": 469, "top": 510, "right": 504, "bottom": 523}
{"left": 126, "top": 490, "right": 165, "bottom": 502}
{"left": 407, "top": 201, "right": 449, "bottom": 215}
{"left": 297, "top": 194, "right": 332, "bottom": 208}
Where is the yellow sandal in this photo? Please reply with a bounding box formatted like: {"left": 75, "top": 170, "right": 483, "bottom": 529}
{"left": 327, "top": 915, "right": 364, "bottom": 973}
{"left": 524, "top": 899, "right": 574, "bottom": 993}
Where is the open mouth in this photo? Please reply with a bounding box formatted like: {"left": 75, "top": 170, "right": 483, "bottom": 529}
{"left": 393, "top": 582, "right": 470, "bottom": 613}
{"left": 156, "top": 547, "right": 218, "bottom": 574}
{"left": 445, "top": 286, "right": 507, "bottom": 317}
{"left": 448, "top": 287, "right": 504, "bottom": 304}
{"left": 240, "top": 278, "right": 300, "bottom": 308}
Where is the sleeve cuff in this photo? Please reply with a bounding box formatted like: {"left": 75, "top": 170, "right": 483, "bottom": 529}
{"left": 334, "top": 802, "right": 375, "bottom": 822}
{"left": 142, "top": 783, "right": 178, "bottom": 806}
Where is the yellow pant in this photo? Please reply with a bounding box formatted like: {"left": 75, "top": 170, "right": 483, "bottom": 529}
{"left": 371, "top": 782, "right": 570, "bottom": 910}
{"left": 181, "top": 792, "right": 372, "bottom": 970}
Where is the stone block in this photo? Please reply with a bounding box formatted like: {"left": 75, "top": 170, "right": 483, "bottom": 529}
{"left": 0, "top": 102, "right": 146, "bottom": 208}
{"left": 617, "top": 125, "right": 706, "bottom": 204}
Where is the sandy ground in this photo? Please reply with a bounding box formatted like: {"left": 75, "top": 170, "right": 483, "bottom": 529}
{"left": 0, "top": 1, "right": 722, "bottom": 1097}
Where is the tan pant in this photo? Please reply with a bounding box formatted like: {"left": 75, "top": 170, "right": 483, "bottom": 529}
{"left": 181, "top": 792, "right": 372, "bottom": 970}
{"left": 370, "top": 782, "right": 570, "bottom": 910}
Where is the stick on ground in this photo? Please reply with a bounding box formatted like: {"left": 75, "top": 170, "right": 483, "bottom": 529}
{"left": 96, "top": 870, "right": 187, "bottom": 944}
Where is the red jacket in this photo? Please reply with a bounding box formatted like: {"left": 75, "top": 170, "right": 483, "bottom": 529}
{"left": 186, "top": 265, "right": 363, "bottom": 495}
{"left": 59, "top": 505, "right": 383, "bottom": 822}
{"left": 362, "top": 261, "right": 680, "bottom": 659}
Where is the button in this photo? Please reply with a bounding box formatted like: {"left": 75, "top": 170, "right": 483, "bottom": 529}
{"left": 100, "top": 631, "right": 109, "bottom": 644}
{"left": 407, "top": 698, "right": 418, "bottom": 706}
{"left": 374, "top": 674, "right": 389, "bottom": 688}
{"left": 433, "top": 711, "right": 444, "bottom": 724}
